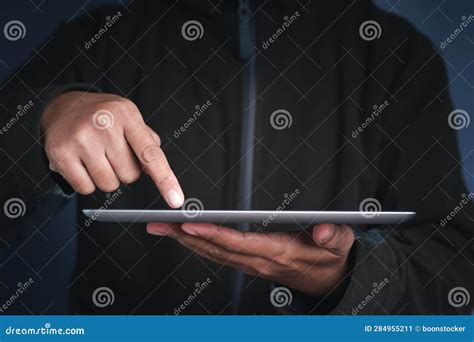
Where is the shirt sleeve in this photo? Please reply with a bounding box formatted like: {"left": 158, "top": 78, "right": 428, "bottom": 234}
{"left": 329, "top": 23, "right": 473, "bottom": 315}
{"left": 0, "top": 8, "right": 113, "bottom": 248}
{"left": 281, "top": 11, "right": 473, "bottom": 315}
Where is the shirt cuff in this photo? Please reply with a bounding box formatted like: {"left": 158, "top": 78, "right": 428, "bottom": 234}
{"left": 330, "top": 229, "right": 399, "bottom": 315}
{"left": 2, "top": 83, "right": 101, "bottom": 199}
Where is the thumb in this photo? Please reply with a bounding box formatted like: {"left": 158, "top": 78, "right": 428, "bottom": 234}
{"left": 312, "top": 224, "right": 355, "bottom": 256}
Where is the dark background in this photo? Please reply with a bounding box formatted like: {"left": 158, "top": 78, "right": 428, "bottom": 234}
{"left": 0, "top": 0, "right": 473, "bottom": 314}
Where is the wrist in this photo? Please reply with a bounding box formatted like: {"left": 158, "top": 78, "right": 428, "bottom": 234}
{"left": 40, "top": 91, "right": 83, "bottom": 133}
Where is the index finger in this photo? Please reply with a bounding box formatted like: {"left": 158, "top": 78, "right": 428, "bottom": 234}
{"left": 125, "top": 122, "right": 184, "bottom": 208}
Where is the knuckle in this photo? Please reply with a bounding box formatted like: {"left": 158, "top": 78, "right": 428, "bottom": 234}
{"left": 156, "top": 175, "right": 174, "bottom": 188}
{"left": 120, "top": 170, "right": 141, "bottom": 184}
{"left": 175, "top": 236, "right": 187, "bottom": 246}
{"left": 72, "top": 130, "right": 92, "bottom": 147}
{"left": 225, "top": 243, "right": 239, "bottom": 254}
{"left": 206, "top": 225, "right": 224, "bottom": 245}
{"left": 46, "top": 144, "right": 69, "bottom": 161}
{"left": 116, "top": 97, "right": 135, "bottom": 109}
{"left": 273, "top": 250, "right": 292, "bottom": 267}
{"left": 258, "top": 263, "right": 275, "bottom": 278}
{"left": 221, "top": 238, "right": 239, "bottom": 253}
{"left": 120, "top": 170, "right": 140, "bottom": 184}
{"left": 48, "top": 162, "right": 58, "bottom": 172}
{"left": 205, "top": 246, "right": 222, "bottom": 262}
{"left": 76, "top": 184, "right": 95, "bottom": 195}
{"left": 141, "top": 144, "right": 162, "bottom": 164}
{"left": 115, "top": 98, "right": 140, "bottom": 117}
{"left": 151, "top": 132, "right": 161, "bottom": 147}
{"left": 97, "top": 181, "right": 120, "bottom": 193}
{"left": 47, "top": 154, "right": 63, "bottom": 171}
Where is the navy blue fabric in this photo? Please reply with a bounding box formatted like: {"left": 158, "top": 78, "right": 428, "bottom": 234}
{"left": 0, "top": 0, "right": 472, "bottom": 314}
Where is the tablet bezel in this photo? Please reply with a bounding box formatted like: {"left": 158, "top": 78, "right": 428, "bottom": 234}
{"left": 83, "top": 209, "right": 416, "bottom": 225}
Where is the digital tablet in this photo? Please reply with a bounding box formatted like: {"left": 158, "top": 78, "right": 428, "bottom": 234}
{"left": 82, "top": 209, "right": 415, "bottom": 225}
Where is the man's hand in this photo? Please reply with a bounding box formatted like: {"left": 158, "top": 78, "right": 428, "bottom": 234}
{"left": 147, "top": 222, "right": 355, "bottom": 297}
{"left": 41, "top": 91, "right": 184, "bottom": 208}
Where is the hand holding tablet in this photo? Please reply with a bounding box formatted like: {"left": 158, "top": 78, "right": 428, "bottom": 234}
{"left": 82, "top": 209, "right": 415, "bottom": 296}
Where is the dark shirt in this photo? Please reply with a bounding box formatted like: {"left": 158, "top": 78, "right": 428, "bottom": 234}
{"left": 1, "top": 0, "right": 473, "bottom": 314}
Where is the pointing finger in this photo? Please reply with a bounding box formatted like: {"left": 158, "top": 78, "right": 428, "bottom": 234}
{"left": 125, "top": 122, "right": 184, "bottom": 208}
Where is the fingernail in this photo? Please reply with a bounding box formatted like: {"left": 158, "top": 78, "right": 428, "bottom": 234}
{"left": 320, "top": 228, "right": 335, "bottom": 243}
{"left": 167, "top": 189, "right": 184, "bottom": 208}
{"left": 181, "top": 225, "right": 199, "bottom": 236}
